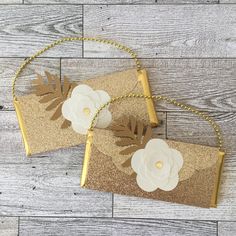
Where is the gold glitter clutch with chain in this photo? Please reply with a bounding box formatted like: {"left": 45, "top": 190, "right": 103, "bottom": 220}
{"left": 12, "top": 37, "right": 225, "bottom": 208}
{"left": 12, "top": 37, "right": 158, "bottom": 155}
{"left": 81, "top": 94, "right": 225, "bottom": 208}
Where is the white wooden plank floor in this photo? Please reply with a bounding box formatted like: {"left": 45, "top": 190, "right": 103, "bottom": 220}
{"left": 0, "top": 1, "right": 235, "bottom": 235}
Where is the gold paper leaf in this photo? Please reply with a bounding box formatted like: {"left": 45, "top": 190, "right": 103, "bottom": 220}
{"left": 45, "top": 71, "right": 55, "bottom": 83}
{"left": 46, "top": 97, "right": 63, "bottom": 111}
{"left": 61, "top": 119, "right": 71, "bottom": 129}
{"left": 116, "top": 138, "right": 137, "bottom": 146}
{"left": 120, "top": 145, "right": 140, "bottom": 155}
{"left": 33, "top": 73, "right": 54, "bottom": 96}
{"left": 111, "top": 116, "right": 153, "bottom": 160}
{"left": 121, "top": 157, "right": 132, "bottom": 167}
{"left": 62, "top": 76, "right": 71, "bottom": 98}
{"left": 32, "top": 71, "right": 77, "bottom": 128}
{"left": 32, "top": 73, "right": 44, "bottom": 85}
{"left": 39, "top": 93, "right": 58, "bottom": 103}
{"left": 110, "top": 124, "right": 126, "bottom": 131}
{"left": 137, "top": 120, "right": 144, "bottom": 142}
{"left": 51, "top": 103, "right": 63, "bottom": 121}
{"left": 131, "top": 172, "right": 137, "bottom": 178}
{"left": 130, "top": 116, "right": 136, "bottom": 133}
{"left": 113, "top": 130, "right": 134, "bottom": 139}
{"left": 142, "top": 126, "right": 152, "bottom": 146}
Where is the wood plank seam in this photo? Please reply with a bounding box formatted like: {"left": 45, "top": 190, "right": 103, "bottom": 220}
{"left": 18, "top": 217, "right": 20, "bottom": 236}
{"left": 0, "top": 216, "right": 236, "bottom": 221}
{"left": 20, "top": 3, "right": 221, "bottom": 6}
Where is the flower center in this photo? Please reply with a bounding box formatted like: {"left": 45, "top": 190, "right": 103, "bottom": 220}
{"left": 155, "top": 161, "right": 163, "bottom": 169}
{"left": 83, "top": 107, "right": 91, "bottom": 116}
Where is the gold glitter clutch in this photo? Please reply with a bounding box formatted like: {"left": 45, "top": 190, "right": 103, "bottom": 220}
{"left": 12, "top": 37, "right": 158, "bottom": 156}
{"left": 81, "top": 94, "right": 225, "bottom": 208}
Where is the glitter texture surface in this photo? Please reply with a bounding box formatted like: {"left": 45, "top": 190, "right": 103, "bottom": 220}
{"left": 16, "top": 69, "right": 151, "bottom": 155}
{"left": 92, "top": 129, "right": 219, "bottom": 181}
{"left": 84, "top": 144, "right": 221, "bottom": 208}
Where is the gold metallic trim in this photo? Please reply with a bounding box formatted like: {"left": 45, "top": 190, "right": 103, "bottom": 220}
{"left": 81, "top": 130, "right": 94, "bottom": 187}
{"left": 210, "top": 151, "right": 225, "bottom": 207}
{"left": 138, "top": 69, "right": 158, "bottom": 127}
{"left": 13, "top": 99, "right": 31, "bottom": 156}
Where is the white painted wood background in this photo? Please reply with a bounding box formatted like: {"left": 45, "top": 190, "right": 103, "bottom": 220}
{"left": 0, "top": 0, "right": 235, "bottom": 235}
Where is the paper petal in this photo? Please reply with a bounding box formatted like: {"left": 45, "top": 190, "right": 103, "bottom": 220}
{"left": 157, "top": 175, "right": 179, "bottom": 191}
{"left": 131, "top": 149, "right": 145, "bottom": 173}
{"left": 72, "top": 84, "right": 100, "bottom": 106}
{"left": 96, "top": 110, "right": 112, "bottom": 128}
{"left": 171, "top": 149, "right": 184, "bottom": 170}
{"left": 96, "top": 90, "right": 111, "bottom": 106}
{"left": 136, "top": 174, "right": 157, "bottom": 192}
{"left": 61, "top": 98, "right": 73, "bottom": 121}
{"left": 71, "top": 121, "right": 88, "bottom": 135}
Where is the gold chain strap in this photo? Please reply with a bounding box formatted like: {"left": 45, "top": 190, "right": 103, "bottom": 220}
{"left": 89, "top": 93, "right": 224, "bottom": 152}
{"left": 12, "top": 37, "right": 142, "bottom": 100}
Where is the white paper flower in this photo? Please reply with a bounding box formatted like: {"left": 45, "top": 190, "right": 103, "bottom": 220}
{"left": 131, "top": 139, "right": 183, "bottom": 192}
{"left": 62, "top": 84, "right": 112, "bottom": 134}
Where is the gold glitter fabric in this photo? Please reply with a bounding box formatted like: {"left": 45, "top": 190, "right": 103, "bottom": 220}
{"left": 83, "top": 143, "right": 222, "bottom": 208}
{"left": 16, "top": 69, "right": 151, "bottom": 155}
